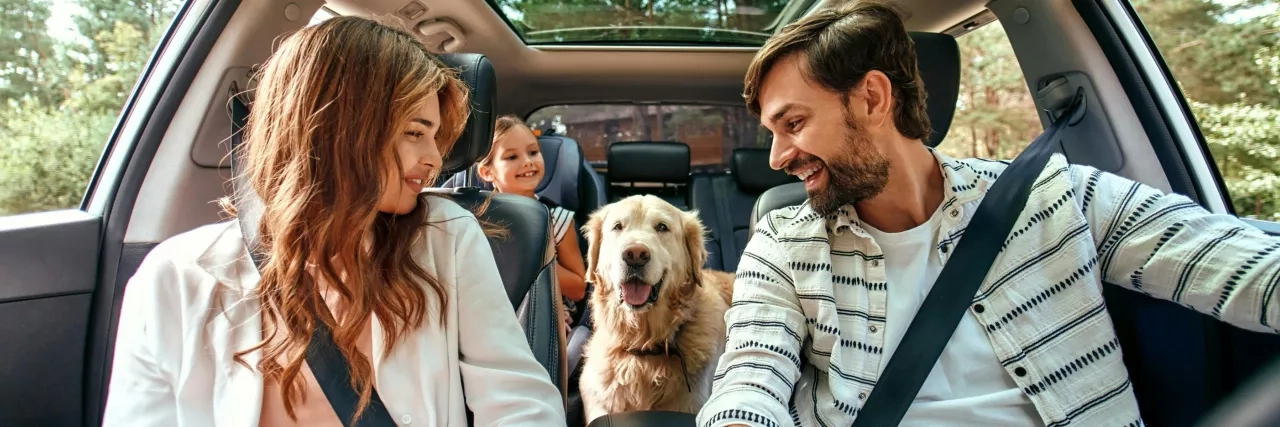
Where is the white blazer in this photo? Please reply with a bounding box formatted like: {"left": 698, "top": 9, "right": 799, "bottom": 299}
{"left": 101, "top": 198, "right": 566, "bottom": 426}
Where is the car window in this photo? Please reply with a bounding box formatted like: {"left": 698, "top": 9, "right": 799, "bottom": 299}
{"left": 936, "top": 20, "right": 1042, "bottom": 161}
{"left": 1129, "top": 0, "right": 1279, "bottom": 220}
{"left": 525, "top": 104, "right": 769, "bottom": 173}
{"left": 0, "top": 1, "right": 183, "bottom": 216}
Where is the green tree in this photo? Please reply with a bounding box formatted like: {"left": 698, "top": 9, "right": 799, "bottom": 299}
{"left": 939, "top": 23, "right": 1041, "bottom": 161}
{"left": 0, "top": 0, "right": 182, "bottom": 215}
{"left": 0, "top": 2, "right": 60, "bottom": 108}
{"left": 0, "top": 102, "right": 116, "bottom": 215}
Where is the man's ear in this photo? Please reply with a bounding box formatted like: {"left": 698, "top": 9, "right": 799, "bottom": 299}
{"left": 581, "top": 206, "right": 607, "bottom": 284}
{"left": 853, "top": 70, "right": 895, "bottom": 129}
{"left": 682, "top": 210, "right": 708, "bottom": 286}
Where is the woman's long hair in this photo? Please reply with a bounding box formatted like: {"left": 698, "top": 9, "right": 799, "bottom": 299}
{"left": 230, "top": 16, "right": 469, "bottom": 421}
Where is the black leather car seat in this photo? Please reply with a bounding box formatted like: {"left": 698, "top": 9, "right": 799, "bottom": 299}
{"left": 690, "top": 148, "right": 797, "bottom": 271}
{"left": 431, "top": 53, "right": 568, "bottom": 399}
{"left": 605, "top": 141, "right": 692, "bottom": 208}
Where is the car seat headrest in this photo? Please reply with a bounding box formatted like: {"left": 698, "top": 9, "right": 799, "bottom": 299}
{"left": 607, "top": 141, "right": 691, "bottom": 183}
{"left": 731, "top": 148, "right": 798, "bottom": 192}
{"left": 909, "top": 32, "right": 961, "bottom": 148}
{"left": 436, "top": 53, "right": 496, "bottom": 176}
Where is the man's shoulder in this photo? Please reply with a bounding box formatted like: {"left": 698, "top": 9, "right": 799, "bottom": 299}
{"left": 756, "top": 202, "right": 827, "bottom": 240}
{"left": 951, "top": 153, "right": 1089, "bottom": 187}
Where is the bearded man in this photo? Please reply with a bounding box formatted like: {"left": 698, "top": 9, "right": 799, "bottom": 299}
{"left": 698, "top": 2, "right": 1280, "bottom": 427}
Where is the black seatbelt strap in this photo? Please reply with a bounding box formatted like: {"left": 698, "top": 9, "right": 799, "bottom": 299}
{"left": 851, "top": 90, "right": 1085, "bottom": 427}
{"left": 229, "top": 93, "right": 398, "bottom": 427}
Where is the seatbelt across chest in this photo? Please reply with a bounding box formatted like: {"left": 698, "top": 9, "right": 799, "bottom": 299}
{"left": 851, "top": 90, "right": 1085, "bottom": 427}
{"left": 229, "top": 93, "right": 398, "bottom": 427}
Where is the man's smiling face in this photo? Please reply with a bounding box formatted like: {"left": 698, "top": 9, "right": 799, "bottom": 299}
{"left": 758, "top": 53, "right": 891, "bottom": 216}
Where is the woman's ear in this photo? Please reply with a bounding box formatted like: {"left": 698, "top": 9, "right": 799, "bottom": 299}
{"left": 581, "top": 206, "right": 606, "bottom": 284}
{"left": 682, "top": 210, "right": 708, "bottom": 286}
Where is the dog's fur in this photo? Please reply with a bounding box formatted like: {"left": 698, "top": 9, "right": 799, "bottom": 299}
{"left": 578, "top": 195, "right": 735, "bottom": 423}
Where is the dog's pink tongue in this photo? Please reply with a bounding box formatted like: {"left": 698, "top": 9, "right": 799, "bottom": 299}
{"left": 621, "top": 282, "right": 653, "bottom": 306}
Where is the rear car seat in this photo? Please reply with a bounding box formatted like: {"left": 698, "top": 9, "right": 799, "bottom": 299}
{"left": 747, "top": 31, "right": 1231, "bottom": 426}
{"left": 691, "top": 148, "right": 797, "bottom": 271}
{"left": 605, "top": 141, "right": 691, "bottom": 208}
{"left": 534, "top": 134, "right": 606, "bottom": 247}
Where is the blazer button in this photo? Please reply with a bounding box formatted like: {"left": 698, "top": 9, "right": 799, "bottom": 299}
{"left": 1014, "top": 367, "right": 1028, "bottom": 377}
{"left": 973, "top": 304, "right": 985, "bottom": 314}
{"left": 858, "top": 392, "right": 868, "bottom": 400}
{"left": 400, "top": 414, "right": 413, "bottom": 425}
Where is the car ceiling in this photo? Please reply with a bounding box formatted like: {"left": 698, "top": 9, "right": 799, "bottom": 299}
{"left": 324, "top": 0, "right": 992, "bottom": 116}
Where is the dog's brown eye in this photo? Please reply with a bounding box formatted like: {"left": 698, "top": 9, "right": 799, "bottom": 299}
{"left": 655, "top": 222, "right": 669, "bottom": 232}
{"left": 612, "top": 222, "right": 623, "bottom": 231}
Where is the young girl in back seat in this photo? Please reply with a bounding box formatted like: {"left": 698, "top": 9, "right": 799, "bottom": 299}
{"left": 478, "top": 115, "right": 587, "bottom": 331}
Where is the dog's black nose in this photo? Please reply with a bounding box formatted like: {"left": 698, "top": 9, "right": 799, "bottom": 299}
{"left": 623, "top": 244, "right": 650, "bottom": 267}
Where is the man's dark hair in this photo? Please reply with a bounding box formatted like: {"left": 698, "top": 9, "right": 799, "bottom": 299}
{"left": 743, "top": 1, "right": 931, "bottom": 142}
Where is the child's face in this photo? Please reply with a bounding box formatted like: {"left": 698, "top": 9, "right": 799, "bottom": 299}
{"left": 480, "top": 126, "right": 543, "bottom": 196}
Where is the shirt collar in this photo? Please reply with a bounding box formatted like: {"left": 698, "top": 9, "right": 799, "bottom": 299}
{"left": 830, "top": 149, "right": 993, "bottom": 236}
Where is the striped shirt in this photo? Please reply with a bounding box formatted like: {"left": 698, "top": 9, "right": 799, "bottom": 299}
{"left": 549, "top": 204, "right": 574, "bottom": 245}
{"left": 697, "top": 151, "right": 1280, "bottom": 427}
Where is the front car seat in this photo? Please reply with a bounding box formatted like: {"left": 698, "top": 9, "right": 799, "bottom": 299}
{"left": 431, "top": 53, "right": 568, "bottom": 399}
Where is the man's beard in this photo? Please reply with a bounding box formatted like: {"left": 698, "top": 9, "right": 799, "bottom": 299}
{"left": 789, "top": 117, "right": 890, "bottom": 217}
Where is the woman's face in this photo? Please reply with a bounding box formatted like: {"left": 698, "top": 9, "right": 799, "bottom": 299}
{"left": 377, "top": 93, "right": 443, "bottom": 215}
{"left": 479, "top": 126, "right": 543, "bottom": 198}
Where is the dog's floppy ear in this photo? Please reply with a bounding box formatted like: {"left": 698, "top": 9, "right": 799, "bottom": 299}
{"left": 582, "top": 205, "right": 607, "bottom": 285}
{"left": 682, "top": 210, "right": 708, "bottom": 285}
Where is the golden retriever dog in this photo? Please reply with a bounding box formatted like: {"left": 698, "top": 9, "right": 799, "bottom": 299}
{"left": 578, "top": 195, "right": 735, "bottom": 423}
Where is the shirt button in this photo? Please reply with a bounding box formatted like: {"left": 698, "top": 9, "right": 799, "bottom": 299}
{"left": 400, "top": 414, "right": 412, "bottom": 425}
{"left": 973, "top": 304, "right": 985, "bottom": 313}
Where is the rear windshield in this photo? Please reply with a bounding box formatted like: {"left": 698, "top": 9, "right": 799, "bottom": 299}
{"left": 525, "top": 104, "right": 770, "bottom": 173}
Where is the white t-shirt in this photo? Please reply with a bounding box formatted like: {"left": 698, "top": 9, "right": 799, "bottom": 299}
{"left": 862, "top": 209, "right": 1044, "bottom": 426}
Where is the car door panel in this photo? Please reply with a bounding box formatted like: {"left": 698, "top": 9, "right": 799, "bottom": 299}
{"left": 0, "top": 213, "right": 101, "bottom": 427}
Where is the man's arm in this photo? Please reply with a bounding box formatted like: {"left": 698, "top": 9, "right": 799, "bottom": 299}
{"left": 1075, "top": 164, "right": 1280, "bottom": 333}
{"left": 696, "top": 222, "right": 807, "bottom": 427}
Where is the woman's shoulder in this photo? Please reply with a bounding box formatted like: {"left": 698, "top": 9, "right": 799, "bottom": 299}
{"left": 123, "top": 221, "right": 250, "bottom": 324}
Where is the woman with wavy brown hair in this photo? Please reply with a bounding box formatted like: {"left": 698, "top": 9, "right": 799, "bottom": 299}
{"left": 101, "top": 16, "right": 565, "bottom": 427}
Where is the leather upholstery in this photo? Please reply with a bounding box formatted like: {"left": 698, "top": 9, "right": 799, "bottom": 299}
{"left": 911, "top": 32, "right": 961, "bottom": 148}
{"left": 430, "top": 55, "right": 566, "bottom": 399}
{"left": 732, "top": 148, "right": 797, "bottom": 192}
{"left": 606, "top": 141, "right": 690, "bottom": 183}
{"left": 436, "top": 53, "right": 497, "bottom": 176}
{"left": 606, "top": 141, "right": 692, "bottom": 208}
{"left": 692, "top": 148, "right": 799, "bottom": 271}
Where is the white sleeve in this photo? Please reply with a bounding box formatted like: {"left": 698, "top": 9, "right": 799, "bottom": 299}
{"left": 453, "top": 218, "right": 568, "bottom": 425}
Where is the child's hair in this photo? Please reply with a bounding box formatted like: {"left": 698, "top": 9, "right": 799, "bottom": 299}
{"left": 479, "top": 114, "right": 531, "bottom": 168}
